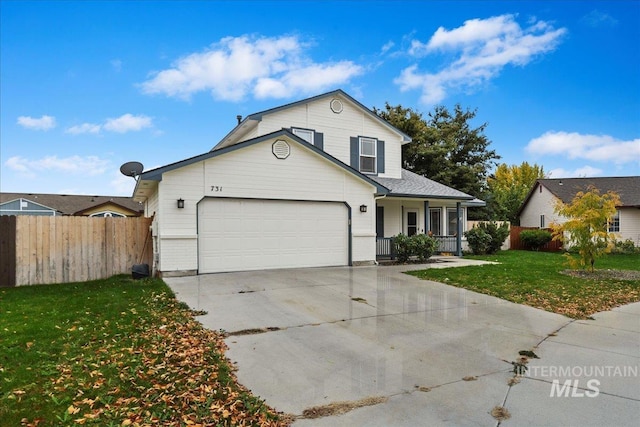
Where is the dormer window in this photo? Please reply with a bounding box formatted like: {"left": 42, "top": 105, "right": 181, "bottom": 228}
{"left": 359, "top": 137, "right": 377, "bottom": 174}
{"left": 291, "top": 127, "right": 324, "bottom": 150}
{"left": 292, "top": 128, "right": 314, "bottom": 145}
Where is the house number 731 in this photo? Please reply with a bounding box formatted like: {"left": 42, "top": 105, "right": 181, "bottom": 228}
{"left": 211, "top": 186, "right": 223, "bottom": 192}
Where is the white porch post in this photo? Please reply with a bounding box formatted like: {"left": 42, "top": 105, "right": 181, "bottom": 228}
{"left": 424, "top": 200, "right": 429, "bottom": 234}
{"left": 456, "top": 202, "right": 462, "bottom": 256}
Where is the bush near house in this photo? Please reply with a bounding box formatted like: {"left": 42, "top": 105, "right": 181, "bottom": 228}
{"left": 464, "top": 227, "right": 492, "bottom": 255}
{"left": 611, "top": 239, "right": 639, "bottom": 254}
{"left": 464, "top": 221, "right": 510, "bottom": 255}
{"left": 520, "top": 229, "right": 553, "bottom": 251}
{"left": 394, "top": 233, "right": 438, "bottom": 262}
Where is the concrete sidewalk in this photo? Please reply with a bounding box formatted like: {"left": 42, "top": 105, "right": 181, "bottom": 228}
{"left": 165, "top": 260, "right": 640, "bottom": 426}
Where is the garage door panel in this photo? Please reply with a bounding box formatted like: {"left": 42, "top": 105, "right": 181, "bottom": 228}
{"left": 198, "top": 199, "right": 348, "bottom": 273}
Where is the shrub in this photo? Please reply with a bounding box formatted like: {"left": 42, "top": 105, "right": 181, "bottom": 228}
{"left": 520, "top": 229, "right": 553, "bottom": 251}
{"left": 394, "top": 233, "right": 414, "bottom": 263}
{"left": 611, "top": 239, "right": 639, "bottom": 254}
{"left": 475, "top": 221, "right": 510, "bottom": 254}
{"left": 464, "top": 227, "right": 492, "bottom": 255}
{"left": 393, "top": 233, "right": 438, "bottom": 262}
{"left": 412, "top": 234, "right": 438, "bottom": 262}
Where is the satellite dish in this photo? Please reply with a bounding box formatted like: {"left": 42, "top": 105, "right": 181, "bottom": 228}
{"left": 119, "top": 161, "right": 144, "bottom": 179}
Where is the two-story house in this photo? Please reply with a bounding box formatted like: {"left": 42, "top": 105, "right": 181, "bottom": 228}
{"left": 133, "top": 90, "right": 481, "bottom": 276}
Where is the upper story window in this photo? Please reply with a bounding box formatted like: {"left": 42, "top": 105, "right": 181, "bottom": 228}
{"left": 292, "top": 128, "right": 314, "bottom": 145}
{"left": 608, "top": 210, "right": 620, "bottom": 232}
{"left": 359, "top": 137, "right": 377, "bottom": 174}
{"left": 350, "top": 136, "right": 384, "bottom": 175}
{"left": 291, "top": 127, "right": 324, "bottom": 150}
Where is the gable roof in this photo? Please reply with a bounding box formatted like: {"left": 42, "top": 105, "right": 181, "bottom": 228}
{"left": 134, "top": 129, "right": 390, "bottom": 199}
{"left": 518, "top": 176, "right": 640, "bottom": 216}
{"left": 371, "top": 169, "right": 476, "bottom": 201}
{"left": 0, "top": 193, "right": 143, "bottom": 216}
{"left": 212, "top": 89, "right": 412, "bottom": 151}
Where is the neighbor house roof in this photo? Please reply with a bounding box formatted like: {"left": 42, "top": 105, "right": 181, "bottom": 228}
{"left": 517, "top": 176, "right": 640, "bottom": 216}
{"left": 212, "top": 89, "right": 413, "bottom": 151}
{"left": 0, "top": 192, "right": 143, "bottom": 216}
{"left": 371, "top": 169, "right": 477, "bottom": 201}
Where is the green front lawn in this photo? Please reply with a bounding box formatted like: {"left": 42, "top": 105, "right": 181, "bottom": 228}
{"left": 0, "top": 276, "right": 287, "bottom": 426}
{"left": 408, "top": 251, "right": 640, "bottom": 319}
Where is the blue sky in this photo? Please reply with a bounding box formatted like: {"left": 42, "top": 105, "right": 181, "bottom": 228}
{"left": 1, "top": 1, "right": 638, "bottom": 196}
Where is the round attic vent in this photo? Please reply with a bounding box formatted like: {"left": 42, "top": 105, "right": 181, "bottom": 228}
{"left": 330, "top": 98, "right": 343, "bottom": 114}
{"left": 272, "top": 140, "right": 290, "bottom": 159}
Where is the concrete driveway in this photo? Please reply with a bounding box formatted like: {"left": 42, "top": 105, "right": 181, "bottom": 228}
{"left": 165, "top": 261, "right": 640, "bottom": 426}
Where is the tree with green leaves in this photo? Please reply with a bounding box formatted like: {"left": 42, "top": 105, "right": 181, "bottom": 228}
{"left": 374, "top": 103, "right": 500, "bottom": 219}
{"left": 488, "top": 162, "right": 546, "bottom": 224}
{"left": 551, "top": 186, "right": 621, "bottom": 272}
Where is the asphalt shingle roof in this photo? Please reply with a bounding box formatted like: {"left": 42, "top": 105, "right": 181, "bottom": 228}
{"left": 371, "top": 169, "right": 475, "bottom": 200}
{"left": 538, "top": 177, "right": 640, "bottom": 206}
{"left": 0, "top": 192, "right": 144, "bottom": 215}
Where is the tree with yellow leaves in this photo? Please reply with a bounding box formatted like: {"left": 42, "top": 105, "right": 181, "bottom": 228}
{"left": 551, "top": 186, "right": 621, "bottom": 272}
{"left": 487, "top": 162, "right": 546, "bottom": 223}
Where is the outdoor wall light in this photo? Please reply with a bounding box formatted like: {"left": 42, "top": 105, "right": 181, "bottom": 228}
{"left": 360, "top": 204, "right": 367, "bottom": 213}
{"left": 177, "top": 198, "right": 185, "bottom": 209}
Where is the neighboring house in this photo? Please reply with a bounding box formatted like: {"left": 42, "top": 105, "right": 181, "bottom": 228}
{"left": 133, "top": 89, "right": 484, "bottom": 276}
{"left": 518, "top": 177, "right": 640, "bottom": 244}
{"left": 0, "top": 193, "right": 143, "bottom": 217}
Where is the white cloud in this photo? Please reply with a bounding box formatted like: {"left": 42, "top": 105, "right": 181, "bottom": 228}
{"left": 103, "top": 114, "right": 153, "bottom": 133}
{"left": 66, "top": 123, "right": 102, "bottom": 135}
{"left": 4, "top": 155, "right": 110, "bottom": 178}
{"left": 526, "top": 131, "right": 640, "bottom": 164}
{"left": 65, "top": 114, "right": 153, "bottom": 135}
{"left": 396, "top": 14, "right": 567, "bottom": 104}
{"left": 111, "top": 59, "right": 122, "bottom": 72}
{"left": 17, "top": 115, "right": 56, "bottom": 131}
{"left": 548, "top": 166, "right": 604, "bottom": 178}
{"left": 140, "top": 34, "right": 363, "bottom": 101}
{"left": 581, "top": 10, "right": 618, "bottom": 28}
{"left": 381, "top": 41, "right": 395, "bottom": 54}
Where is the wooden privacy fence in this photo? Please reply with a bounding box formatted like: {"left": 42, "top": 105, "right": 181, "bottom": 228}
{"left": 0, "top": 216, "right": 152, "bottom": 287}
{"left": 510, "top": 225, "right": 563, "bottom": 252}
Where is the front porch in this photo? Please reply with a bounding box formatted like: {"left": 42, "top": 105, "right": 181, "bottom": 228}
{"left": 369, "top": 169, "right": 485, "bottom": 260}
{"left": 374, "top": 197, "right": 467, "bottom": 259}
{"left": 376, "top": 235, "right": 459, "bottom": 259}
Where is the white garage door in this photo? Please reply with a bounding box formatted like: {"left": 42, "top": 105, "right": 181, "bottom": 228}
{"left": 198, "top": 199, "right": 348, "bottom": 273}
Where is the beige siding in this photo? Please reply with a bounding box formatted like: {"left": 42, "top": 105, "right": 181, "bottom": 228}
{"left": 255, "top": 95, "right": 403, "bottom": 179}
{"left": 520, "top": 185, "right": 564, "bottom": 227}
{"left": 145, "top": 188, "right": 159, "bottom": 217}
{"left": 618, "top": 208, "right": 640, "bottom": 244}
{"left": 154, "top": 135, "right": 377, "bottom": 273}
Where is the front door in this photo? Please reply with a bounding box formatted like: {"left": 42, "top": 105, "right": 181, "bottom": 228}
{"left": 406, "top": 209, "right": 418, "bottom": 236}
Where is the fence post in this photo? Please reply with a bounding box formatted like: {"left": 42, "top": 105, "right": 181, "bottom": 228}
{"left": 0, "top": 216, "right": 17, "bottom": 287}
